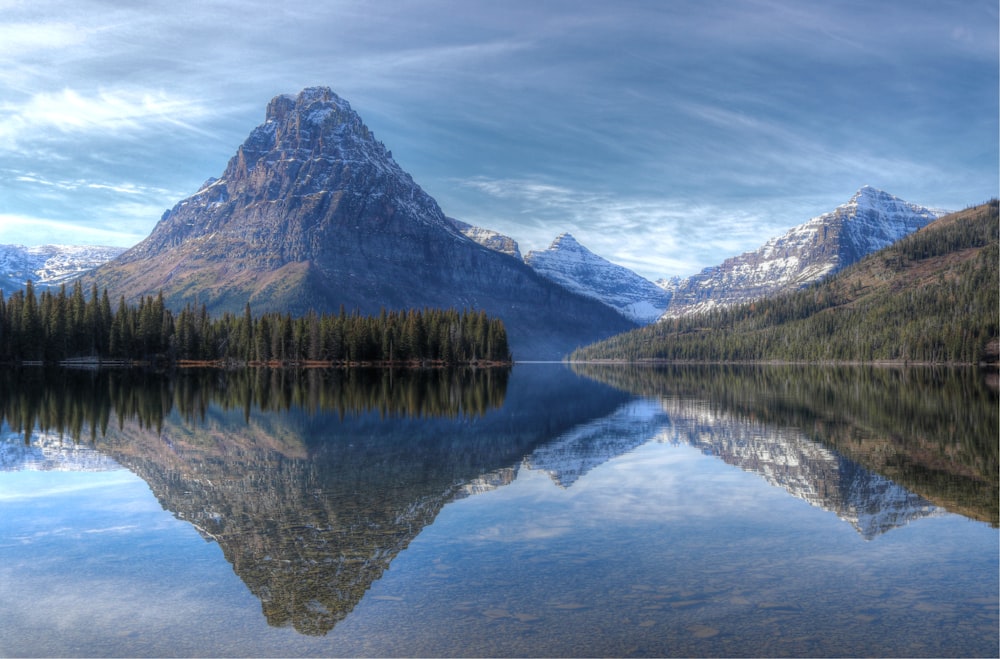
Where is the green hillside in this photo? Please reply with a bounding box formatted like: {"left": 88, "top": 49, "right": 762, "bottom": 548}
{"left": 571, "top": 201, "right": 999, "bottom": 364}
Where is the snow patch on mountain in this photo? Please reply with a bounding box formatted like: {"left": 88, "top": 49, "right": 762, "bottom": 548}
{"left": 446, "top": 217, "right": 522, "bottom": 259}
{"left": 525, "top": 234, "right": 671, "bottom": 324}
{"left": 0, "top": 244, "right": 126, "bottom": 292}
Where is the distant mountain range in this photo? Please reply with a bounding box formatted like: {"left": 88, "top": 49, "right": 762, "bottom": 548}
{"left": 0, "top": 87, "right": 960, "bottom": 358}
{"left": 437, "top": 186, "right": 945, "bottom": 325}
{"left": 0, "top": 244, "right": 126, "bottom": 293}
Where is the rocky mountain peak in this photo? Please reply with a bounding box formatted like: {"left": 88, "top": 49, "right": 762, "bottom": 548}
{"left": 851, "top": 184, "right": 883, "bottom": 203}
{"left": 550, "top": 233, "right": 582, "bottom": 250}
{"left": 446, "top": 217, "right": 522, "bottom": 259}
{"left": 844, "top": 185, "right": 933, "bottom": 219}
{"left": 120, "top": 85, "right": 451, "bottom": 263}
{"left": 267, "top": 86, "right": 350, "bottom": 122}
{"left": 225, "top": 86, "right": 397, "bottom": 187}
{"left": 88, "top": 87, "right": 636, "bottom": 359}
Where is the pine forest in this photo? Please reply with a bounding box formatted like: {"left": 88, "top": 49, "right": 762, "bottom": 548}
{"left": 0, "top": 282, "right": 512, "bottom": 366}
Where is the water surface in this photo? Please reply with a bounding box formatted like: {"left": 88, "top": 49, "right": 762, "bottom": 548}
{"left": 0, "top": 364, "right": 996, "bottom": 657}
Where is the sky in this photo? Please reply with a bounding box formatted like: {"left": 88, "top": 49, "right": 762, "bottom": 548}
{"left": 0, "top": 0, "right": 996, "bottom": 280}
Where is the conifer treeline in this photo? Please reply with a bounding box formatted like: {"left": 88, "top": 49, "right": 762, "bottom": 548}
{"left": 0, "top": 281, "right": 512, "bottom": 365}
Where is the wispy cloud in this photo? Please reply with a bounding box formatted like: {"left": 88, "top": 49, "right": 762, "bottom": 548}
{"left": 0, "top": 88, "right": 213, "bottom": 147}
{"left": 454, "top": 176, "right": 798, "bottom": 278}
{"left": 0, "top": 213, "right": 148, "bottom": 247}
{"left": 0, "top": 21, "right": 87, "bottom": 55}
{"left": 9, "top": 170, "right": 173, "bottom": 197}
{"left": 0, "top": 470, "right": 135, "bottom": 502}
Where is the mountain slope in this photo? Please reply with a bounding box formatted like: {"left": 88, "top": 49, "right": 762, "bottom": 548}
{"left": 525, "top": 233, "right": 671, "bottom": 324}
{"left": 572, "top": 201, "right": 999, "bottom": 364}
{"left": 658, "top": 186, "right": 946, "bottom": 318}
{"left": 85, "top": 88, "right": 635, "bottom": 359}
{"left": 0, "top": 244, "right": 125, "bottom": 292}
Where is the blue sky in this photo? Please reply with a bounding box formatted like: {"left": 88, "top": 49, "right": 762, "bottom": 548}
{"left": 0, "top": 0, "right": 996, "bottom": 279}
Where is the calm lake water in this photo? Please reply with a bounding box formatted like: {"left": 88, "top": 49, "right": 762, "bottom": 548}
{"left": 0, "top": 364, "right": 996, "bottom": 657}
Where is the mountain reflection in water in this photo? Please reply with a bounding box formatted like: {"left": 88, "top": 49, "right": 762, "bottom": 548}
{"left": 1, "top": 365, "right": 630, "bottom": 635}
{"left": 572, "top": 363, "right": 998, "bottom": 529}
{"left": 1, "top": 363, "right": 995, "bottom": 641}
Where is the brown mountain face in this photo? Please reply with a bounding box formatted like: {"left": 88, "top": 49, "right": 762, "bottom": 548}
{"left": 87, "top": 87, "right": 635, "bottom": 359}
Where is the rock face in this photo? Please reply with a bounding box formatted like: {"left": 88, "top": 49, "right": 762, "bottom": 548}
{"left": 658, "top": 186, "right": 945, "bottom": 318}
{"left": 86, "top": 87, "right": 634, "bottom": 359}
{"left": 525, "top": 234, "right": 671, "bottom": 324}
{"left": 0, "top": 244, "right": 126, "bottom": 292}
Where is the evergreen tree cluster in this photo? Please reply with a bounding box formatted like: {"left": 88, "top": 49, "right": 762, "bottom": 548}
{"left": 572, "top": 201, "right": 999, "bottom": 364}
{"left": 0, "top": 281, "right": 511, "bottom": 365}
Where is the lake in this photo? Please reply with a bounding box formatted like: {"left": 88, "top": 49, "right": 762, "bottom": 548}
{"left": 0, "top": 364, "right": 996, "bottom": 657}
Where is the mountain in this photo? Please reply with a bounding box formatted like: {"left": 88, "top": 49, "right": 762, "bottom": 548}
{"left": 525, "top": 233, "right": 671, "bottom": 324}
{"left": 658, "top": 186, "right": 946, "bottom": 318}
{"left": 84, "top": 87, "right": 635, "bottom": 359}
{"left": 0, "top": 244, "right": 126, "bottom": 293}
{"left": 572, "top": 201, "right": 999, "bottom": 364}
{"left": 446, "top": 217, "right": 522, "bottom": 259}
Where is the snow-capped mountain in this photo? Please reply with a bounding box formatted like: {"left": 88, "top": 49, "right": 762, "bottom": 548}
{"left": 525, "top": 233, "right": 672, "bottom": 324}
{"left": 0, "top": 244, "right": 126, "bottom": 293}
{"left": 658, "top": 186, "right": 946, "bottom": 319}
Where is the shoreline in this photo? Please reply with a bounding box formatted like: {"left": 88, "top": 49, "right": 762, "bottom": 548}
{"left": 1, "top": 357, "right": 513, "bottom": 369}
{"left": 564, "top": 358, "right": 996, "bottom": 368}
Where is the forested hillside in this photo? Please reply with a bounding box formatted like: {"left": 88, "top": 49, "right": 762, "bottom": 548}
{"left": 571, "top": 201, "right": 999, "bottom": 364}
{"left": 0, "top": 281, "right": 511, "bottom": 365}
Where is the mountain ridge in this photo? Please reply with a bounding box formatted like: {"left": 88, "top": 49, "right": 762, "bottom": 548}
{"left": 656, "top": 186, "right": 946, "bottom": 319}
